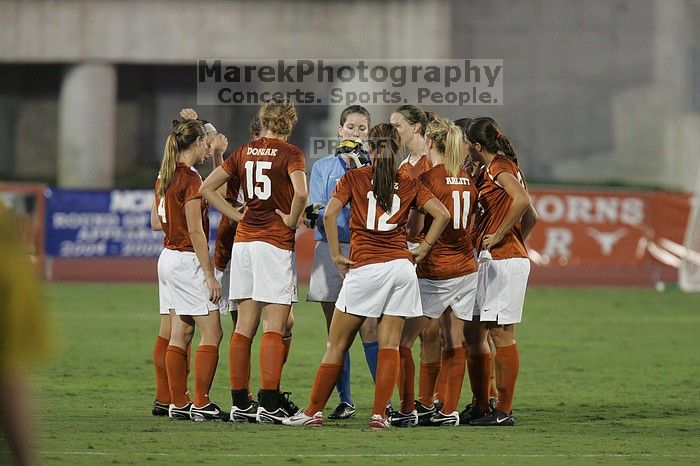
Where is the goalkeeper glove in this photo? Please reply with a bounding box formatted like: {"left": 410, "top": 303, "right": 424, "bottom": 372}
{"left": 302, "top": 203, "right": 324, "bottom": 229}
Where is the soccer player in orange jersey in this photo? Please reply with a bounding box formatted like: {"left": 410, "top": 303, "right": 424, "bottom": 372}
{"left": 150, "top": 119, "right": 224, "bottom": 421}
{"left": 464, "top": 117, "right": 539, "bottom": 426}
{"left": 211, "top": 116, "right": 296, "bottom": 412}
{"left": 389, "top": 105, "right": 445, "bottom": 419}
{"left": 390, "top": 117, "right": 479, "bottom": 427}
{"left": 200, "top": 98, "right": 307, "bottom": 424}
{"left": 284, "top": 123, "right": 450, "bottom": 428}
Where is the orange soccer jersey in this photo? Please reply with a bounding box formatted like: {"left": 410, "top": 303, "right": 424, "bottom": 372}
{"left": 213, "top": 175, "right": 241, "bottom": 271}
{"left": 221, "top": 137, "right": 306, "bottom": 251}
{"left": 398, "top": 154, "right": 433, "bottom": 244}
{"left": 155, "top": 163, "right": 209, "bottom": 252}
{"left": 416, "top": 164, "right": 478, "bottom": 280}
{"left": 332, "top": 166, "right": 434, "bottom": 269}
{"left": 474, "top": 155, "right": 528, "bottom": 260}
{"left": 398, "top": 154, "right": 432, "bottom": 179}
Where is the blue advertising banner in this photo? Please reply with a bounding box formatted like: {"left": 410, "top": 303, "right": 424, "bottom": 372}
{"left": 45, "top": 189, "right": 221, "bottom": 258}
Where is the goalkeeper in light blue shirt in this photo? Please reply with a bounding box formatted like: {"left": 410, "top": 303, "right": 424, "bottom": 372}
{"left": 305, "top": 106, "right": 381, "bottom": 420}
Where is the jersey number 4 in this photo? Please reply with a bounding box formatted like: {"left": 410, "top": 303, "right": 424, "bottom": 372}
{"left": 366, "top": 192, "right": 401, "bottom": 231}
{"left": 158, "top": 198, "right": 167, "bottom": 224}
{"left": 244, "top": 160, "right": 272, "bottom": 200}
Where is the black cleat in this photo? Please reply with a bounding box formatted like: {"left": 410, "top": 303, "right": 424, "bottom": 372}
{"left": 256, "top": 406, "right": 289, "bottom": 424}
{"left": 230, "top": 401, "right": 259, "bottom": 423}
{"left": 279, "top": 392, "right": 300, "bottom": 417}
{"left": 459, "top": 404, "right": 491, "bottom": 425}
{"left": 152, "top": 400, "right": 169, "bottom": 417}
{"left": 427, "top": 411, "right": 460, "bottom": 426}
{"left": 389, "top": 409, "right": 418, "bottom": 427}
{"left": 414, "top": 400, "right": 436, "bottom": 426}
{"left": 168, "top": 403, "right": 192, "bottom": 420}
{"left": 469, "top": 408, "right": 515, "bottom": 426}
{"left": 190, "top": 402, "right": 226, "bottom": 421}
{"left": 328, "top": 402, "right": 356, "bottom": 420}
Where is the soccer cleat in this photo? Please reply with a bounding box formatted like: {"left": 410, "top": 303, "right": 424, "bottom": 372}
{"left": 282, "top": 410, "right": 323, "bottom": 427}
{"left": 459, "top": 404, "right": 491, "bottom": 425}
{"left": 489, "top": 397, "right": 498, "bottom": 410}
{"left": 190, "top": 402, "right": 226, "bottom": 422}
{"left": 230, "top": 401, "right": 259, "bottom": 423}
{"left": 415, "top": 400, "right": 436, "bottom": 426}
{"left": 389, "top": 409, "right": 418, "bottom": 427}
{"left": 279, "top": 392, "right": 300, "bottom": 417}
{"left": 369, "top": 414, "right": 390, "bottom": 429}
{"left": 469, "top": 408, "right": 515, "bottom": 426}
{"left": 256, "top": 406, "right": 290, "bottom": 424}
{"left": 328, "top": 402, "right": 356, "bottom": 420}
{"left": 152, "top": 400, "right": 169, "bottom": 417}
{"left": 427, "top": 411, "right": 460, "bottom": 426}
{"left": 168, "top": 402, "right": 192, "bottom": 420}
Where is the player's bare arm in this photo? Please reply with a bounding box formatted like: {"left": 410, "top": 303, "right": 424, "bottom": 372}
{"left": 520, "top": 204, "right": 539, "bottom": 240}
{"left": 184, "top": 198, "right": 221, "bottom": 303}
{"left": 150, "top": 197, "right": 162, "bottom": 231}
{"left": 275, "top": 170, "right": 308, "bottom": 229}
{"left": 200, "top": 166, "right": 245, "bottom": 223}
{"left": 411, "top": 197, "right": 450, "bottom": 262}
{"left": 482, "top": 171, "right": 531, "bottom": 250}
{"left": 323, "top": 196, "right": 355, "bottom": 275}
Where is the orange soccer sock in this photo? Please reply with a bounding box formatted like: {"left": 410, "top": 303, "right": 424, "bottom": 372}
{"left": 434, "top": 367, "right": 448, "bottom": 404}
{"left": 441, "top": 347, "right": 467, "bottom": 414}
{"left": 229, "top": 332, "right": 252, "bottom": 391}
{"left": 277, "top": 334, "right": 293, "bottom": 391}
{"left": 418, "top": 361, "right": 441, "bottom": 407}
{"left": 307, "top": 363, "right": 344, "bottom": 415}
{"left": 467, "top": 353, "right": 493, "bottom": 412}
{"left": 194, "top": 345, "right": 219, "bottom": 407}
{"left": 165, "top": 345, "right": 189, "bottom": 407}
{"left": 398, "top": 346, "right": 415, "bottom": 414}
{"left": 153, "top": 335, "right": 170, "bottom": 403}
{"left": 186, "top": 341, "right": 192, "bottom": 377}
{"left": 495, "top": 343, "right": 520, "bottom": 414}
{"left": 260, "top": 332, "right": 285, "bottom": 391}
{"left": 372, "top": 348, "right": 400, "bottom": 416}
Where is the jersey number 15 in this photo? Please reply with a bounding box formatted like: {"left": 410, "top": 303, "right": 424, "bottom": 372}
{"left": 244, "top": 160, "right": 272, "bottom": 200}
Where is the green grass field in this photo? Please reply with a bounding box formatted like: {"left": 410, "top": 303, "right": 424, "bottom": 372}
{"left": 20, "top": 284, "right": 700, "bottom": 464}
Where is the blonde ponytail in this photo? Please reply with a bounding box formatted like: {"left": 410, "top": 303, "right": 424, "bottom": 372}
{"left": 157, "top": 119, "right": 205, "bottom": 198}
{"left": 443, "top": 124, "right": 465, "bottom": 178}
{"left": 158, "top": 133, "right": 178, "bottom": 198}
{"left": 425, "top": 117, "right": 466, "bottom": 177}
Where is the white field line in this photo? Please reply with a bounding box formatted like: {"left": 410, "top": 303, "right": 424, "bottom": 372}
{"left": 38, "top": 451, "right": 697, "bottom": 459}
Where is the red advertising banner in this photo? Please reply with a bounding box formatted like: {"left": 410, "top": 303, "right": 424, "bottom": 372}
{"left": 524, "top": 188, "right": 690, "bottom": 286}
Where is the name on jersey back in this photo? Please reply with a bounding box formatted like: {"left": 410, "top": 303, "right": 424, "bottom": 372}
{"left": 247, "top": 147, "right": 278, "bottom": 156}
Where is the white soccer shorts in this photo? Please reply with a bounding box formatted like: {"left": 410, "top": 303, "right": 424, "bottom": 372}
{"left": 419, "top": 272, "right": 478, "bottom": 320}
{"left": 335, "top": 258, "right": 422, "bottom": 319}
{"left": 230, "top": 241, "right": 297, "bottom": 305}
{"left": 474, "top": 252, "right": 530, "bottom": 325}
{"left": 307, "top": 241, "right": 351, "bottom": 302}
{"left": 158, "top": 248, "right": 219, "bottom": 316}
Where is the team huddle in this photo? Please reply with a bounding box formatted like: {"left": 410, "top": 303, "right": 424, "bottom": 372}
{"left": 149, "top": 98, "right": 538, "bottom": 429}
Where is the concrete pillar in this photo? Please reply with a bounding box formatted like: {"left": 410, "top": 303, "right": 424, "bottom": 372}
{"left": 57, "top": 64, "right": 116, "bottom": 188}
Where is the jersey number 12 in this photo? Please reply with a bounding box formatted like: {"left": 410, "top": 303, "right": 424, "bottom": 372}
{"left": 366, "top": 192, "right": 401, "bottom": 231}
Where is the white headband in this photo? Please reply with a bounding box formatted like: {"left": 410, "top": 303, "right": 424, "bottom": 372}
{"left": 203, "top": 123, "right": 217, "bottom": 134}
